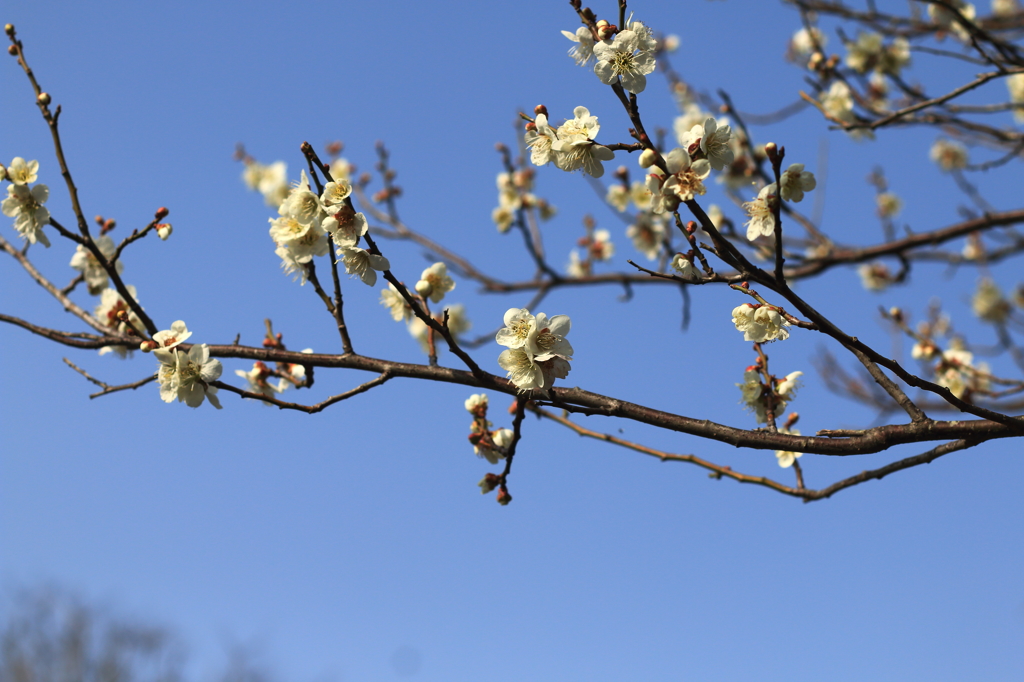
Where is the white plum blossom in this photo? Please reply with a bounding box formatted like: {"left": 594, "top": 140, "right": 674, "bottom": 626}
{"left": 69, "top": 235, "right": 121, "bottom": 294}
{"left": 380, "top": 283, "right": 414, "bottom": 322}
{"left": 645, "top": 148, "right": 711, "bottom": 214}
{"left": 593, "top": 29, "right": 656, "bottom": 94}
{"left": 496, "top": 308, "right": 573, "bottom": 392}
{"left": 775, "top": 428, "right": 803, "bottom": 468}
{"left": 671, "top": 253, "right": 701, "bottom": 279}
{"left": 929, "top": 1, "right": 977, "bottom": 41}
{"left": 972, "top": 278, "right": 1011, "bottom": 323}
{"left": 845, "top": 32, "right": 910, "bottom": 76}
{"left": 548, "top": 107, "right": 615, "bottom": 178}
{"left": 319, "top": 179, "right": 352, "bottom": 214}
{"left": 6, "top": 157, "right": 39, "bottom": 185}
{"left": 606, "top": 183, "right": 630, "bottom": 212}
{"left": 790, "top": 27, "right": 827, "bottom": 55}
{"left": 275, "top": 348, "right": 312, "bottom": 392}
{"left": 699, "top": 118, "right": 735, "bottom": 171}
{"left": 993, "top": 0, "right": 1020, "bottom": 16}
{"left": 737, "top": 368, "right": 773, "bottom": 424}
{"left": 732, "top": 303, "right": 791, "bottom": 343}
{"left": 94, "top": 285, "right": 144, "bottom": 357}
{"left": 2, "top": 182, "right": 51, "bottom": 246}
{"left": 243, "top": 161, "right": 289, "bottom": 207}
{"left": 492, "top": 205, "right": 514, "bottom": 233}
{"left": 858, "top": 262, "right": 893, "bottom": 291}
{"left": 156, "top": 223, "right": 173, "bottom": 240}
{"left": 465, "top": 393, "right": 488, "bottom": 414}
{"left": 779, "top": 164, "right": 817, "bottom": 202}
{"left": 673, "top": 104, "right": 711, "bottom": 147}
{"left": 475, "top": 428, "right": 514, "bottom": 465}
{"left": 777, "top": 371, "right": 803, "bottom": 399}
{"left": 415, "top": 262, "right": 456, "bottom": 303}
{"left": 152, "top": 320, "right": 192, "bottom": 351}
{"left": 626, "top": 215, "right": 666, "bottom": 260}
{"left": 742, "top": 183, "right": 777, "bottom": 240}
{"left": 154, "top": 344, "right": 222, "bottom": 409}
{"left": 561, "top": 26, "right": 596, "bottom": 66}
{"left": 567, "top": 250, "right": 589, "bottom": 278}
{"left": 323, "top": 205, "right": 368, "bottom": 247}
{"left": 936, "top": 346, "right": 976, "bottom": 398}
{"left": 339, "top": 246, "right": 390, "bottom": 286}
{"left": 930, "top": 138, "right": 969, "bottom": 171}
{"left": 1008, "top": 73, "right": 1024, "bottom": 124}
{"left": 820, "top": 81, "right": 875, "bottom": 140}
{"left": 876, "top": 192, "right": 902, "bottom": 218}
{"left": 235, "top": 362, "right": 282, "bottom": 401}
{"left": 269, "top": 215, "right": 329, "bottom": 264}
{"left": 525, "top": 114, "right": 558, "bottom": 167}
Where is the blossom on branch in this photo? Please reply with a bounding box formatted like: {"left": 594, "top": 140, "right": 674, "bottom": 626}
{"left": 779, "top": 164, "right": 816, "bottom": 202}
{"left": 6, "top": 157, "right": 39, "bottom": 185}
{"left": 380, "top": 283, "right": 414, "bottom": 322}
{"left": 415, "top": 262, "right": 456, "bottom": 303}
{"left": 742, "top": 183, "right": 777, "bottom": 240}
{"left": 561, "top": 26, "right": 596, "bottom": 66}
{"left": 2, "top": 182, "right": 51, "bottom": 246}
{"left": 593, "top": 28, "right": 656, "bottom": 94}
{"left": 775, "top": 427, "right": 803, "bottom": 468}
{"left": 930, "top": 139, "right": 968, "bottom": 171}
{"left": 154, "top": 344, "right": 223, "bottom": 409}
{"left": 339, "top": 246, "right": 390, "bottom": 286}
{"left": 152, "top": 320, "right": 192, "bottom": 351}
{"left": 235, "top": 362, "right": 282, "bottom": 401}
{"left": 69, "top": 235, "right": 121, "bottom": 294}
{"left": 731, "top": 303, "right": 791, "bottom": 343}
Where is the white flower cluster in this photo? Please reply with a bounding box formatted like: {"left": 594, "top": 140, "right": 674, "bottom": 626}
{"left": 496, "top": 308, "right": 573, "bottom": 392}
{"left": 491, "top": 169, "right": 556, "bottom": 233}
{"left": 1, "top": 157, "right": 51, "bottom": 247}
{"left": 972, "top": 278, "right": 1011, "bottom": 323}
{"left": 150, "top": 321, "right": 222, "bottom": 409}
{"left": 928, "top": 1, "right": 977, "bottom": 42}
{"left": 737, "top": 368, "right": 802, "bottom": 425}
{"left": 732, "top": 303, "right": 791, "bottom": 343}
{"left": 844, "top": 32, "right": 910, "bottom": 76}
{"left": 379, "top": 265, "right": 470, "bottom": 353}
{"left": 562, "top": 16, "right": 657, "bottom": 94}
{"left": 264, "top": 167, "right": 387, "bottom": 286}
{"left": 94, "top": 285, "right": 145, "bottom": 358}
{"left": 464, "top": 393, "right": 514, "bottom": 465}
{"left": 1008, "top": 73, "right": 1024, "bottom": 124}
{"left": 526, "top": 106, "right": 615, "bottom": 178}
{"left": 819, "top": 81, "right": 874, "bottom": 141}
{"left": 935, "top": 345, "right": 989, "bottom": 399}
{"left": 930, "top": 139, "right": 969, "bottom": 171}
{"left": 70, "top": 235, "right": 122, "bottom": 295}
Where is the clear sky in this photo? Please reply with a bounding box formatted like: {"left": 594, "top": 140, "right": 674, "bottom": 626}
{"left": 2, "top": 1, "right": 1023, "bottom": 680}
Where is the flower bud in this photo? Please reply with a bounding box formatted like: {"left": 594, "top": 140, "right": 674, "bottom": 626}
{"left": 414, "top": 279, "right": 433, "bottom": 297}
{"left": 888, "top": 306, "right": 902, "bottom": 322}
{"left": 37, "top": 92, "right": 51, "bottom": 106}
{"left": 139, "top": 340, "right": 158, "bottom": 353}
{"left": 533, "top": 104, "right": 548, "bottom": 117}
{"left": 478, "top": 473, "right": 501, "bottom": 495}
{"left": 156, "top": 223, "right": 173, "bottom": 240}
{"left": 496, "top": 488, "right": 512, "bottom": 505}
{"left": 7, "top": 45, "right": 18, "bottom": 56}
{"left": 116, "top": 310, "right": 129, "bottom": 323}
{"left": 597, "top": 22, "right": 616, "bottom": 40}
{"left": 4, "top": 24, "right": 14, "bottom": 36}
{"left": 155, "top": 206, "right": 169, "bottom": 220}
{"left": 638, "top": 148, "right": 658, "bottom": 168}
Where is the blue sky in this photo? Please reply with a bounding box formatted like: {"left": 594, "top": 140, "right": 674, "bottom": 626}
{"left": 2, "top": 1, "right": 1024, "bottom": 680}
